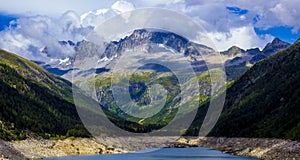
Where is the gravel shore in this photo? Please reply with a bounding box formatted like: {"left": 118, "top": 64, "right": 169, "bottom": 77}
{"left": 8, "top": 138, "right": 126, "bottom": 159}
{"left": 0, "top": 140, "right": 24, "bottom": 160}
{"left": 179, "top": 137, "right": 300, "bottom": 160}
{"left": 1, "top": 137, "right": 299, "bottom": 159}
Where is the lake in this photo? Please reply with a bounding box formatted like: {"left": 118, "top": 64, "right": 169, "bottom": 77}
{"left": 44, "top": 147, "right": 259, "bottom": 160}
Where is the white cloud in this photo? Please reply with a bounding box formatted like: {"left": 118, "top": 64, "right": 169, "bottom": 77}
{"left": 0, "top": 0, "right": 297, "bottom": 61}
{"left": 80, "top": 9, "right": 116, "bottom": 27}
{"left": 240, "top": 15, "right": 246, "bottom": 20}
{"left": 223, "top": 0, "right": 300, "bottom": 32}
{"left": 0, "top": 0, "right": 117, "bottom": 17}
{"left": 0, "top": 1, "right": 137, "bottom": 62}
{"left": 133, "top": 0, "right": 184, "bottom": 7}
{"left": 111, "top": 0, "right": 135, "bottom": 13}
{"left": 0, "top": 13, "right": 90, "bottom": 61}
{"left": 269, "top": 0, "right": 300, "bottom": 32}
{"left": 1, "top": 0, "right": 299, "bottom": 33}
{"left": 79, "top": 1, "right": 135, "bottom": 27}
{"left": 207, "top": 26, "right": 273, "bottom": 51}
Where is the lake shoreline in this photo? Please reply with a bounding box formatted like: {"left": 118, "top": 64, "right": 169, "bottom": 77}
{"left": 180, "top": 137, "right": 300, "bottom": 160}
{"left": 1, "top": 137, "right": 299, "bottom": 159}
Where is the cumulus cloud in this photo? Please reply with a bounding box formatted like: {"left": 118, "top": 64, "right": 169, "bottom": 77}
{"left": 140, "top": 0, "right": 271, "bottom": 50}
{"left": 0, "top": 12, "right": 92, "bottom": 61}
{"left": 0, "top": 0, "right": 298, "bottom": 61}
{"left": 224, "top": 0, "right": 300, "bottom": 32}
{"left": 79, "top": 0, "right": 136, "bottom": 28}
{"left": 269, "top": 1, "right": 300, "bottom": 33}
{"left": 133, "top": 0, "right": 184, "bottom": 7}
{"left": 0, "top": 1, "right": 137, "bottom": 61}
{"left": 80, "top": 9, "right": 115, "bottom": 27}
{"left": 140, "top": 0, "right": 298, "bottom": 49}
{"left": 111, "top": 0, "right": 135, "bottom": 13}
{"left": 207, "top": 25, "right": 273, "bottom": 51}
{"left": 0, "top": 0, "right": 117, "bottom": 17}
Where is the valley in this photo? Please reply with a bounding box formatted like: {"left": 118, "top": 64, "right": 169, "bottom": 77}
{"left": 0, "top": 29, "right": 299, "bottom": 159}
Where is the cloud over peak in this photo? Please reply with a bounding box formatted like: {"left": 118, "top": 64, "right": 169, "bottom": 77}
{"left": 0, "top": 0, "right": 298, "bottom": 62}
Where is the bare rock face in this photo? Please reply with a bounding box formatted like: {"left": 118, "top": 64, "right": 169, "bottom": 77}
{"left": 101, "top": 29, "right": 213, "bottom": 60}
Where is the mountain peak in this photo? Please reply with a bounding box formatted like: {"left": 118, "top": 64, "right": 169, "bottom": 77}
{"left": 221, "top": 45, "right": 245, "bottom": 56}
{"left": 271, "top": 38, "right": 288, "bottom": 44}
{"left": 230, "top": 45, "right": 245, "bottom": 51}
{"left": 262, "top": 38, "right": 290, "bottom": 56}
{"left": 245, "top": 48, "right": 261, "bottom": 56}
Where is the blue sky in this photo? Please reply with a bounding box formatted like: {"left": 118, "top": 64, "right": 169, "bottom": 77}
{"left": 0, "top": 13, "right": 16, "bottom": 30}
{"left": 0, "top": 0, "right": 299, "bottom": 60}
{"left": 255, "top": 27, "right": 300, "bottom": 43}
{"left": 226, "top": 6, "right": 300, "bottom": 44}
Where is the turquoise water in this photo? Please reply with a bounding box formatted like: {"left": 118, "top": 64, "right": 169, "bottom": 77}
{"left": 45, "top": 147, "right": 259, "bottom": 160}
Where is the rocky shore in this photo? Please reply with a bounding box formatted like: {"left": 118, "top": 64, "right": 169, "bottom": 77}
{"left": 7, "top": 138, "right": 126, "bottom": 159}
{"left": 1, "top": 137, "right": 299, "bottom": 159}
{"left": 177, "top": 137, "right": 300, "bottom": 160}
{"left": 0, "top": 140, "right": 24, "bottom": 160}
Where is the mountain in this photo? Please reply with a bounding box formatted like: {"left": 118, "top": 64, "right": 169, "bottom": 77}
{"left": 37, "top": 30, "right": 289, "bottom": 84}
{"left": 0, "top": 49, "right": 91, "bottom": 140}
{"left": 72, "top": 29, "right": 219, "bottom": 133}
{"left": 221, "top": 46, "right": 246, "bottom": 57}
{"left": 250, "top": 38, "right": 291, "bottom": 63}
{"left": 100, "top": 29, "right": 213, "bottom": 61}
{"left": 0, "top": 29, "right": 297, "bottom": 140}
{"left": 37, "top": 29, "right": 215, "bottom": 80}
{"left": 222, "top": 38, "right": 290, "bottom": 81}
{"left": 187, "top": 39, "right": 300, "bottom": 140}
{"left": 262, "top": 38, "right": 291, "bottom": 56}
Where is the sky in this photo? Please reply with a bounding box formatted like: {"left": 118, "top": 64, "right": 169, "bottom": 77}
{"left": 0, "top": 0, "right": 300, "bottom": 60}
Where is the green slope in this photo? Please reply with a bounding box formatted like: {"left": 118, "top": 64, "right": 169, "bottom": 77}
{"left": 187, "top": 40, "right": 300, "bottom": 140}
{"left": 0, "top": 49, "right": 90, "bottom": 140}
{"left": 89, "top": 67, "right": 214, "bottom": 134}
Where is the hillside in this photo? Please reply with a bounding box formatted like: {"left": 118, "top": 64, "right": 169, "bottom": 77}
{"left": 0, "top": 49, "right": 90, "bottom": 140}
{"left": 187, "top": 39, "right": 300, "bottom": 140}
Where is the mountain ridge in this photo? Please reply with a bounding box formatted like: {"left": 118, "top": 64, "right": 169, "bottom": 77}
{"left": 187, "top": 39, "right": 300, "bottom": 140}
{"left": 36, "top": 31, "right": 290, "bottom": 83}
{"left": 222, "top": 38, "right": 290, "bottom": 81}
